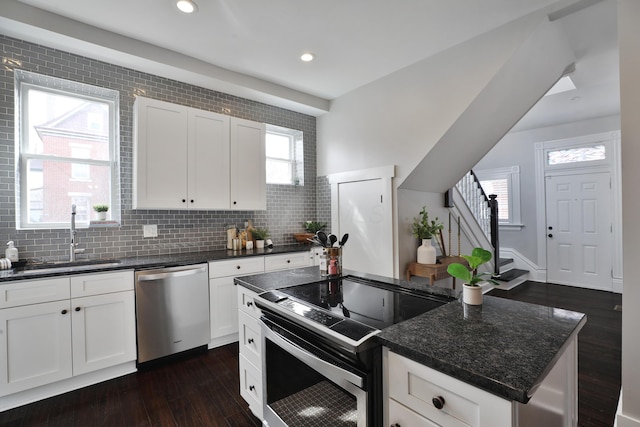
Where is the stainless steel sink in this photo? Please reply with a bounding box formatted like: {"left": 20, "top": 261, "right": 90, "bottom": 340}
{"left": 16, "top": 259, "right": 122, "bottom": 275}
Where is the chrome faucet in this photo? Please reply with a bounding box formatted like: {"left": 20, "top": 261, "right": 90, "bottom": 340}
{"left": 69, "top": 204, "right": 84, "bottom": 261}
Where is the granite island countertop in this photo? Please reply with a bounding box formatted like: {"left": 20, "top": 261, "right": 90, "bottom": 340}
{"left": 0, "top": 244, "right": 310, "bottom": 282}
{"left": 233, "top": 268, "right": 586, "bottom": 404}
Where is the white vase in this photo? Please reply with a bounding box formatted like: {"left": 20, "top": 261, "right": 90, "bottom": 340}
{"left": 462, "top": 283, "right": 483, "bottom": 305}
{"left": 256, "top": 240, "right": 265, "bottom": 249}
{"left": 417, "top": 238, "right": 436, "bottom": 264}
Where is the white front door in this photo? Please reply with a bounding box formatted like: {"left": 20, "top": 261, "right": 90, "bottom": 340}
{"left": 545, "top": 172, "right": 612, "bottom": 290}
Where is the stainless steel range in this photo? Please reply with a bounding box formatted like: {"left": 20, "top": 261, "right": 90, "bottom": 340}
{"left": 255, "top": 275, "right": 455, "bottom": 427}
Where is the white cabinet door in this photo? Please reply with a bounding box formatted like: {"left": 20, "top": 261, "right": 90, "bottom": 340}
{"left": 230, "top": 117, "right": 266, "bottom": 210}
{"left": 0, "top": 300, "right": 72, "bottom": 396}
{"left": 133, "top": 96, "right": 189, "bottom": 209}
{"left": 209, "top": 276, "right": 239, "bottom": 340}
{"left": 71, "top": 291, "right": 136, "bottom": 376}
{"left": 188, "top": 108, "right": 230, "bottom": 210}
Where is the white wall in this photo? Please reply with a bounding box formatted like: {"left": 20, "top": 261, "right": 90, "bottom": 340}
{"left": 475, "top": 114, "right": 620, "bottom": 265}
{"left": 617, "top": 1, "right": 640, "bottom": 425}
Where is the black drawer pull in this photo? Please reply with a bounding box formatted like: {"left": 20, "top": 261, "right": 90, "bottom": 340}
{"left": 246, "top": 301, "right": 253, "bottom": 307}
{"left": 61, "top": 309, "right": 68, "bottom": 315}
{"left": 75, "top": 307, "right": 81, "bottom": 312}
{"left": 248, "top": 338, "right": 254, "bottom": 344}
{"left": 432, "top": 395, "right": 445, "bottom": 410}
{"left": 249, "top": 385, "right": 255, "bottom": 391}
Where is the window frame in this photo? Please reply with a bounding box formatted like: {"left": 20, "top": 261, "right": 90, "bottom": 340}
{"left": 15, "top": 70, "right": 121, "bottom": 229}
{"left": 476, "top": 166, "right": 523, "bottom": 229}
{"left": 265, "top": 124, "right": 304, "bottom": 186}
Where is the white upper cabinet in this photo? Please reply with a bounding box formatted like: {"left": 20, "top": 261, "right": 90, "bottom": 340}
{"left": 134, "top": 97, "right": 264, "bottom": 210}
{"left": 230, "top": 117, "right": 266, "bottom": 210}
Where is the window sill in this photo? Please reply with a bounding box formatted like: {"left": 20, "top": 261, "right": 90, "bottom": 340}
{"left": 89, "top": 220, "right": 121, "bottom": 228}
{"left": 499, "top": 223, "right": 524, "bottom": 231}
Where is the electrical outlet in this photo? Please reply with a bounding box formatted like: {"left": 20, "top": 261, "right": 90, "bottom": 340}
{"left": 143, "top": 224, "right": 158, "bottom": 238}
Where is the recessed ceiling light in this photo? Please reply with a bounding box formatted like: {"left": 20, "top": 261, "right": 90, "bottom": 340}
{"left": 176, "top": 0, "right": 198, "bottom": 13}
{"left": 300, "top": 53, "right": 315, "bottom": 62}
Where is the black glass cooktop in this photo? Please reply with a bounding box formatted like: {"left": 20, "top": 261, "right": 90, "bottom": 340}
{"left": 273, "top": 276, "right": 454, "bottom": 331}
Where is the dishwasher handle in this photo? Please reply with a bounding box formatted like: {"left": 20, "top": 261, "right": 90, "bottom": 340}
{"left": 136, "top": 264, "right": 207, "bottom": 282}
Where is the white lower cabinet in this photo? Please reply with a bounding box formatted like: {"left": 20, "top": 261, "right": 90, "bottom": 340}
{"left": 264, "top": 251, "right": 311, "bottom": 271}
{"left": 209, "top": 257, "right": 265, "bottom": 348}
{"left": 0, "top": 299, "right": 73, "bottom": 396}
{"left": 385, "top": 348, "right": 513, "bottom": 427}
{"left": 71, "top": 290, "right": 136, "bottom": 376}
{"left": 0, "top": 271, "right": 136, "bottom": 408}
{"left": 237, "top": 286, "right": 263, "bottom": 419}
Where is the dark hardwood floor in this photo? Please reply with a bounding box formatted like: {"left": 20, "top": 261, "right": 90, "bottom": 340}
{"left": 1, "top": 281, "right": 621, "bottom": 427}
{"left": 490, "top": 281, "right": 622, "bottom": 427}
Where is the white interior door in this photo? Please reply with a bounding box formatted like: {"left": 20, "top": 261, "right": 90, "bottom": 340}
{"left": 333, "top": 177, "right": 393, "bottom": 278}
{"left": 545, "top": 172, "right": 612, "bottom": 290}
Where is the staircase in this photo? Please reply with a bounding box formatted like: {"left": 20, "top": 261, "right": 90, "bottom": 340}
{"left": 449, "top": 171, "right": 528, "bottom": 290}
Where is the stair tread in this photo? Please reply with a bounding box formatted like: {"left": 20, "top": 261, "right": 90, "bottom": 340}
{"left": 495, "top": 268, "right": 528, "bottom": 282}
{"left": 498, "top": 258, "right": 514, "bottom": 267}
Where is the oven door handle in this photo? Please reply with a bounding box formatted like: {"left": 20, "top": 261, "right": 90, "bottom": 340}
{"left": 260, "top": 319, "right": 364, "bottom": 388}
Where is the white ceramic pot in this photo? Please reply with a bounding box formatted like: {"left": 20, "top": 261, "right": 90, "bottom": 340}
{"left": 256, "top": 240, "right": 265, "bottom": 249}
{"left": 417, "top": 238, "right": 436, "bottom": 264}
{"left": 97, "top": 211, "right": 107, "bottom": 221}
{"left": 462, "top": 283, "right": 483, "bottom": 305}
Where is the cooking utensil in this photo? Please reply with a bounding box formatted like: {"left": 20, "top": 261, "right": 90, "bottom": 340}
{"left": 339, "top": 233, "right": 349, "bottom": 247}
{"left": 316, "top": 231, "right": 328, "bottom": 247}
{"left": 329, "top": 234, "right": 338, "bottom": 247}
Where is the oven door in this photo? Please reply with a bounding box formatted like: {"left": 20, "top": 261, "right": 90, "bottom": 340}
{"left": 260, "top": 316, "right": 369, "bottom": 427}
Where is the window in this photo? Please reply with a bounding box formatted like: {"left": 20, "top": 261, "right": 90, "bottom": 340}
{"left": 476, "top": 166, "right": 522, "bottom": 228}
{"left": 265, "top": 124, "right": 304, "bottom": 185}
{"left": 547, "top": 144, "right": 606, "bottom": 166}
{"left": 15, "top": 70, "right": 120, "bottom": 229}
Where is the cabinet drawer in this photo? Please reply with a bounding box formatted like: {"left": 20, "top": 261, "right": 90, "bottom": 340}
{"left": 239, "top": 354, "right": 263, "bottom": 419}
{"left": 239, "top": 310, "right": 262, "bottom": 368}
{"left": 0, "top": 278, "right": 70, "bottom": 309}
{"left": 388, "top": 398, "right": 439, "bottom": 427}
{"left": 209, "top": 257, "right": 264, "bottom": 278}
{"left": 264, "top": 252, "right": 310, "bottom": 272}
{"left": 238, "top": 286, "right": 262, "bottom": 319}
{"left": 70, "top": 270, "right": 134, "bottom": 298}
{"left": 387, "top": 350, "right": 512, "bottom": 427}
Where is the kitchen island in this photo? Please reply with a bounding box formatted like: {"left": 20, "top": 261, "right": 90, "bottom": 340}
{"left": 234, "top": 266, "right": 586, "bottom": 427}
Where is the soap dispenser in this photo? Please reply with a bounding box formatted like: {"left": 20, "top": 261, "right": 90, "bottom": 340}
{"left": 5, "top": 241, "right": 18, "bottom": 262}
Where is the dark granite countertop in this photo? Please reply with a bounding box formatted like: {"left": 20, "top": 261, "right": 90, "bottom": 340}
{"left": 234, "top": 268, "right": 586, "bottom": 404}
{"left": 0, "top": 244, "right": 310, "bottom": 282}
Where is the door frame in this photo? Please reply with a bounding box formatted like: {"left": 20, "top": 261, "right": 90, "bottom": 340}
{"left": 534, "top": 131, "right": 622, "bottom": 292}
{"left": 328, "top": 165, "right": 396, "bottom": 278}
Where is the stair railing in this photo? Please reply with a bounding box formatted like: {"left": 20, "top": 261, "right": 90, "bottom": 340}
{"left": 453, "top": 170, "right": 500, "bottom": 276}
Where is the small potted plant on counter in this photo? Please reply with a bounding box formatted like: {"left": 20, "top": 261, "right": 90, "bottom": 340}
{"left": 446, "top": 247, "right": 498, "bottom": 305}
{"left": 93, "top": 204, "right": 109, "bottom": 221}
{"left": 252, "top": 227, "right": 270, "bottom": 249}
{"left": 411, "top": 207, "right": 443, "bottom": 264}
{"left": 294, "top": 221, "right": 327, "bottom": 244}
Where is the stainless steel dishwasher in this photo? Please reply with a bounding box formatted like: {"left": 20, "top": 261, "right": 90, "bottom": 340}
{"left": 135, "top": 264, "right": 209, "bottom": 363}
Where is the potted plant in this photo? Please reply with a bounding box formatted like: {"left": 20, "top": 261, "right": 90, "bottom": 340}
{"left": 252, "top": 227, "right": 269, "bottom": 249}
{"left": 93, "top": 204, "right": 109, "bottom": 221}
{"left": 447, "top": 247, "right": 499, "bottom": 305}
{"left": 411, "top": 207, "right": 443, "bottom": 264}
{"left": 294, "top": 221, "right": 327, "bottom": 243}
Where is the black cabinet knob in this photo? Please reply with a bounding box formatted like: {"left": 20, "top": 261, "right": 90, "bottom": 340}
{"left": 190, "top": 199, "right": 194, "bottom": 203}
{"left": 246, "top": 301, "right": 253, "bottom": 307}
{"left": 233, "top": 201, "right": 237, "bottom": 205}
{"left": 390, "top": 424, "right": 401, "bottom": 427}
{"left": 61, "top": 309, "right": 68, "bottom": 315}
{"left": 236, "top": 265, "right": 241, "bottom": 270}
{"left": 548, "top": 234, "right": 553, "bottom": 238}
{"left": 432, "top": 395, "right": 445, "bottom": 410}
{"left": 548, "top": 226, "right": 553, "bottom": 230}
{"left": 287, "top": 260, "right": 291, "bottom": 263}
{"left": 75, "top": 307, "right": 81, "bottom": 312}
{"left": 248, "top": 338, "right": 254, "bottom": 344}
{"left": 182, "top": 199, "right": 186, "bottom": 203}
{"left": 249, "top": 385, "right": 255, "bottom": 391}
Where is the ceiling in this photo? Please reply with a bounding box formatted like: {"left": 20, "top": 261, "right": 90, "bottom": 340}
{"left": 1, "top": 0, "right": 619, "bottom": 129}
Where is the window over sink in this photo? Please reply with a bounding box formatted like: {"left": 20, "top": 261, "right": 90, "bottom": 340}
{"left": 265, "top": 124, "right": 304, "bottom": 185}
{"left": 14, "top": 70, "right": 121, "bottom": 229}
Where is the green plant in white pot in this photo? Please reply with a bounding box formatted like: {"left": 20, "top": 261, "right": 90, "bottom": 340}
{"left": 93, "top": 204, "right": 109, "bottom": 221}
{"left": 252, "top": 227, "right": 269, "bottom": 249}
{"left": 411, "top": 207, "right": 443, "bottom": 264}
{"left": 447, "top": 247, "right": 499, "bottom": 305}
